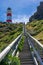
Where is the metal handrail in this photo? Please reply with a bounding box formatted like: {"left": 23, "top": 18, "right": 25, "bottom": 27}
{"left": 0, "top": 34, "right": 22, "bottom": 62}
{"left": 27, "top": 32, "right": 43, "bottom": 65}
{"left": 12, "top": 36, "right": 22, "bottom": 56}
{"left": 27, "top": 32, "right": 43, "bottom": 48}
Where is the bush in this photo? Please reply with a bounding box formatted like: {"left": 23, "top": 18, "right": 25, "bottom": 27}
{"left": 0, "top": 55, "right": 20, "bottom": 65}
{"left": 10, "top": 56, "right": 20, "bottom": 65}
{"left": 18, "top": 36, "right": 25, "bottom": 52}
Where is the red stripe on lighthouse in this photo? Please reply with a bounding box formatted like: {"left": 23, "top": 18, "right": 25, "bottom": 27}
{"left": 7, "top": 20, "right": 12, "bottom": 22}
{"left": 7, "top": 13, "right": 12, "bottom": 16}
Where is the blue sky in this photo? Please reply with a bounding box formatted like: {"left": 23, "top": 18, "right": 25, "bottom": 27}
{"left": 0, "top": 0, "right": 43, "bottom": 23}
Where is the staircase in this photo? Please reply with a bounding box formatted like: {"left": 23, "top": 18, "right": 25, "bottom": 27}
{"left": 19, "top": 37, "right": 35, "bottom": 65}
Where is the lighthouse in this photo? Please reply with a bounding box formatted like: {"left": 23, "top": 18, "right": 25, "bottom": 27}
{"left": 6, "top": 8, "right": 12, "bottom": 23}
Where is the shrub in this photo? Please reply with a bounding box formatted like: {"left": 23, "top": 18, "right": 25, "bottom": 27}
{"left": 18, "top": 36, "right": 25, "bottom": 52}
{"left": 0, "top": 55, "right": 20, "bottom": 65}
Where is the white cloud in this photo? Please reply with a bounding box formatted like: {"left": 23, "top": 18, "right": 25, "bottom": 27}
{"left": 12, "top": 15, "right": 30, "bottom": 24}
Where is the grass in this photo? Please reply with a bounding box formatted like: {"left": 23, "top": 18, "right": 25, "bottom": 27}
{"left": 0, "top": 22, "right": 23, "bottom": 52}
{"left": 34, "top": 31, "right": 43, "bottom": 44}
{"left": 0, "top": 22, "right": 25, "bottom": 65}
{"left": 18, "top": 36, "right": 25, "bottom": 52}
{"left": 26, "top": 20, "right": 43, "bottom": 44}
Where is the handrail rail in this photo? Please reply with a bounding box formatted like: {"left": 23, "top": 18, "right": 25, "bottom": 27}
{"left": 27, "top": 32, "right": 43, "bottom": 48}
{"left": 27, "top": 32, "right": 43, "bottom": 65}
{"left": 12, "top": 36, "right": 22, "bottom": 56}
{"left": 29, "top": 40, "right": 43, "bottom": 65}
{"left": 0, "top": 34, "right": 22, "bottom": 62}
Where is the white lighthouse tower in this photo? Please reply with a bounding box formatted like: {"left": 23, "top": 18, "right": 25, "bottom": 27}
{"left": 6, "top": 8, "right": 12, "bottom": 23}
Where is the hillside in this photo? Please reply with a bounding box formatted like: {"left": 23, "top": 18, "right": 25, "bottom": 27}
{"left": 0, "top": 22, "right": 23, "bottom": 52}
{"left": 26, "top": 20, "right": 43, "bottom": 44}
{"left": 29, "top": 2, "right": 43, "bottom": 22}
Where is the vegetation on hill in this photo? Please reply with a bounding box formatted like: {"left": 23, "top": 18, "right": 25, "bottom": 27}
{"left": 27, "top": 2, "right": 43, "bottom": 44}
{"left": 26, "top": 20, "right": 43, "bottom": 44}
{"left": 0, "top": 22, "right": 23, "bottom": 52}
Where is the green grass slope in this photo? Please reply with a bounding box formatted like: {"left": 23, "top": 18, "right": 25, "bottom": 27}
{"left": 26, "top": 20, "right": 43, "bottom": 44}
{"left": 0, "top": 22, "right": 23, "bottom": 52}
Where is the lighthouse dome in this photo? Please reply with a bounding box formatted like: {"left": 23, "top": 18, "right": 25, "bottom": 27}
{"left": 7, "top": 8, "right": 11, "bottom": 10}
